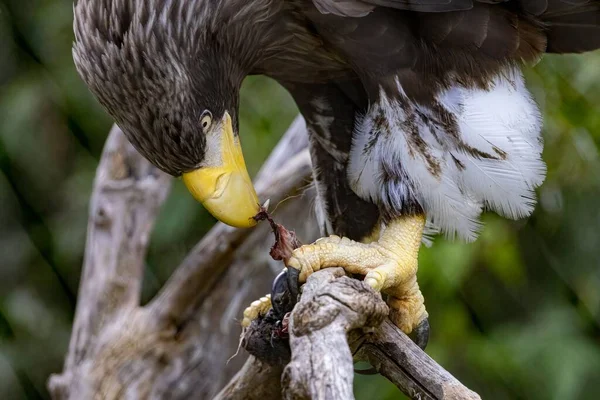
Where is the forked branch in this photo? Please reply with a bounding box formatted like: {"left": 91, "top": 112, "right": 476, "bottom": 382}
{"left": 49, "top": 117, "right": 480, "bottom": 400}
{"left": 229, "top": 268, "right": 481, "bottom": 400}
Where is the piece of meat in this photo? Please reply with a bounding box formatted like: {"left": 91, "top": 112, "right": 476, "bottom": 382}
{"left": 253, "top": 207, "right": 302, "bottom": 263}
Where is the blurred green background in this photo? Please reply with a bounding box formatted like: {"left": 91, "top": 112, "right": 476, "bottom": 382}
{"left": 1, "top": 1, "right": 599, "bottom": 399}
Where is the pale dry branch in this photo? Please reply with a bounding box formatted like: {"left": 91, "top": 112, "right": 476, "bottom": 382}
{"left": 48, "top": 119, "right": 318, "bottom": 399}
{"left": 235, "top": 268, "right": 482, "bottom": 400}
{"left": 49, "top": 117, "right": 480, "bottom": 400}
{"left": 214, "top": 356, "right": 283, "bottom": 400}
{"left": 282, "top": 268, "right": 389, "bottom": 400}
{"left": 356, "top": 322, "right": 480, "bottom": 400}
{"left": 52, "top": 125, "right": 172, "bottom": 388}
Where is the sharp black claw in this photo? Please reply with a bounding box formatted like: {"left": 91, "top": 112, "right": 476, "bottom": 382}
{"left": 270, "top": 269, "right": 300, "bottom": 320}
{"left": 411, "top": 318, "right": 430, "bottom": 350}
{"left": 271, "top": 270, "right": 289, "bottom": 318}
{"left": 287, "top": 267, "right": 300, "bottom": 303}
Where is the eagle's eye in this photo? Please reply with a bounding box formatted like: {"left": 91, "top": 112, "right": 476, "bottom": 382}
{"left": 200, "top": 110, "right": 213, "bottom": 132}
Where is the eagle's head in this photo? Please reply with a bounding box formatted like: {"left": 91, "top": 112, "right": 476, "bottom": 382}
{"left": 73, "top": 0, "right": 266, "bottom": 228}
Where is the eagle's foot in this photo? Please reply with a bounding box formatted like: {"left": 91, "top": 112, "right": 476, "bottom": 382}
{"left": 287, "top": 214, "right": 428, "bottom": 342}
{"left": 241, "top": 294, "right": 272, "bottom": 328}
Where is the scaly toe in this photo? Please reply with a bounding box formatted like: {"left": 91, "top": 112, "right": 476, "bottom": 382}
{"left": 387, "top": 289, "right": 428, "bottom": 336}
{"left": 314, "top": 235, "right": 341, "bottom": 244}
{"left": 241, "top": 294, "right": 272, "bottom": 328}
{"left": 364, "top": 270, "right": 386, "bottom": 291}
{"left": 287, "top": 243, "right": 328, "bottom": 282}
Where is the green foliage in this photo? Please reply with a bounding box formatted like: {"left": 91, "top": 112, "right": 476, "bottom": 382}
{"left": 1, "top": 1, "right": 599, "bottom": 398}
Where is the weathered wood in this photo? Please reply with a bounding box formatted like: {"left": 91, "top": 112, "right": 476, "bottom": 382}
{"left": 51, "top": 125, "right": 172, "bottom": 390}
{"left": 48, "top": 119, "right": 318, "bottom": 400}
{"left": 236, "top": 268, "right": 481, "bottom": 400}
{"left": 283, "top": 268, "right": 389, "bottom": 400}
{"left": 356, "top": 322, "right": 481, "bottom": 400}
{"left": 214, "top": 356, "right": 283, "bottom": 400}
{"left": 49, "top": 116, "right": 481, "bottom": 400}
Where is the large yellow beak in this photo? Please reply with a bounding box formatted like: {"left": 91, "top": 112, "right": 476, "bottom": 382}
{"left": 182, "top": 113, "right": 259, "bottom": 228}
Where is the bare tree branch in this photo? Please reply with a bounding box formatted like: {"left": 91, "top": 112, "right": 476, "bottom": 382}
{"left": 48, "top": 119, "right": 319, "bottom": 400}
{"left": 57, "top": 125, "right": 171, "bottom": 379}
{"left": 236, "top": 268, "right": 482, "bottom": 400}
{"left": 355, "top": 322, "right": 480, "bottom": 400}
{"left": 214, "top": 356, "right": 283, "bottom": 400}
{"left": 282, "top": 268, "right": 389, "bottom": 400}
{"left": 49, "top": 116, "right": 481, "bottom": 400}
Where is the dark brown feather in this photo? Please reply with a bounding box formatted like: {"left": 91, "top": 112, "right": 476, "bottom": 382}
{"left": 310, "top": 0, "right": 600, "bottom": 54}
{"left": 542, "top": 0, "right": 600, "bottom": 52}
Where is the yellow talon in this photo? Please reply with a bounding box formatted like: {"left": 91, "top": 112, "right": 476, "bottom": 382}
{"left": 285, "top": 214, "right": 428, "bottom": 335}
{"left": 364, "top": 271, "right": 385, "bottom": 291}
{"left": 241, "top": 294, "right": 272, "bottom": 328}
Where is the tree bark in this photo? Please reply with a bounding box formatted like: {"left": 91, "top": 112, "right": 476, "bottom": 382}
{"left": 48, "top": 118, "right": 318, "bottom": 399}
{"left": 49, "top": 117, "right": 480, "bottom": 400}
{"left": 229, "top": 268, "right": 480, "bottom": 400}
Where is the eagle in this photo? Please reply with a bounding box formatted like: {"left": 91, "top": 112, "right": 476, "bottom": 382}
{"left": 73, "top": 0, "right": 600, "bottom": 345}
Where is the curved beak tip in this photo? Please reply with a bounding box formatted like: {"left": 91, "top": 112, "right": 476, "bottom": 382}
{"left": 182, "top": 112, "right": 260, "bottom": 228}
{"left": 183, "top": 170, "right": 260, "bottom": 228}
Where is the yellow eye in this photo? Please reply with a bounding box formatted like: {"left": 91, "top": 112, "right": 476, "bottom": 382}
{"left": 200, "top": 111, "right": 212, "bottom": 132}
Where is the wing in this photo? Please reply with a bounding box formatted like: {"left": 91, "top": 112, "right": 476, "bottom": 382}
{"left": 313, "top": 0, "right": 472, "bottom": 15}
{"left": 299, "top": 0, "right": 600, "bottom": 240}
{"left": 311, "top": 0, "right": 600, "bottom": 54}
{"left": 302, "top": 2, "right": 549, "bottom": 101}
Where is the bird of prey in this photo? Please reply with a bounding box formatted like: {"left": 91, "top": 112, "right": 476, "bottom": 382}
{"left": 73, "top": 0, "right": 600, "bottom": 343}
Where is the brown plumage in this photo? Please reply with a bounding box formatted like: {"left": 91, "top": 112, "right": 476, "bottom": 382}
{"left": 74, "top": 0, "right": 600, "bottom": 240}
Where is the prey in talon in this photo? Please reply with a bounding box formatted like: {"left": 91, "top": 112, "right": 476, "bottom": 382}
{"left": 241, "top": 207, "right": 302, "bottom": 342}
{"left": 287, "top": 214, "right": 430, "bottom": 349}
{"left": 238, "top": 208, "right": 305, "bottom": 365}
{"left": 244, "top": 206, "right": 430, "bottom": 350}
